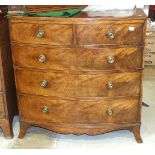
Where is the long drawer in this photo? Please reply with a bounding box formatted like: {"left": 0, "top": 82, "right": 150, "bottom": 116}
{"left": 12, "top": 45, "right": 143, "bottom": 71}
{"left": 0, "top": 94, "right": 5, "bottom": 118}
{"left": 10, "top": 23, "right": 73, "bottom": 45}
{"left": 77, "top": 23, "right": 143, "bottom": 45}
{"left": 19, "top": 95, "right": 139, "bottom": 124}
{"left": 15, "top": 69, "right": 141, "bottom": 98}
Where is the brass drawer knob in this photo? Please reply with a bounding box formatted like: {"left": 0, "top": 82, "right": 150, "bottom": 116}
{"left": 40, "top": 80, "right": 48, "bottom": 88}
{"left": 42, "top": 106, "right": 49, "bottom": 114}
{"left": 107, "top": 31, "right": 115, "bottom": 39}
{"left": 38, "top": 54, "right": 46, "bottom": 63}
{"left": 36, "top": 30, "right": 45, "bottom": 38}
{"left": 106, "top": 108, "right": 113, "bottom": 116}
{"left": 106, "top": 81, "right": 113, "bottom": 89}
{"left": 107, "top": 55, "right": 115, "bottom": 64}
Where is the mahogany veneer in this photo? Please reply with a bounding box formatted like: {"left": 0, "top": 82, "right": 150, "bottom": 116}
{"left": 0, "top": 6, "right": 17, "bottom": 138}
{"left": 9, "top": 8, "right": 147, "bottom": 143}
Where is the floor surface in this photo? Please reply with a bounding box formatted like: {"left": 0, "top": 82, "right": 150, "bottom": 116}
{"left": 0, "top": 66, "right": 155, "bottom": 149}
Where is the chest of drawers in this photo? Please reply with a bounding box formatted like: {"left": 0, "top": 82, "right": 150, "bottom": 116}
{"left": 9, "top": 8, "right": 146, "bottom": 143}
{"left": 0, "top": 7, "right": 17, "bottom": 138}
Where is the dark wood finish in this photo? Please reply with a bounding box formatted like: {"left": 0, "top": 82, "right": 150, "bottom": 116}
{"left": 9, "top": 8, "right": 147, "bottom": 143}
{"left": 0, "top": 7, "right": 17, "bottom": 138}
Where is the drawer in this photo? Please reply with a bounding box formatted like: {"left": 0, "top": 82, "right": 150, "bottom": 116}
{"left": 10, "top": 23, "right": 73, "bottom": 45}
{"left": 19, "top": 95, "right": 139, "bottom": 124}
{"left": 12, "top": 45, "right": 143, "bottom": 71}
{"left": 144, "top": 52, "right": 155, "bottom": 65}
{"left": 146, "top": 31, "right": 155, "bottom": 37}
{"left": 0, "top": 94, "right": 5, "bottom": 118}
{"left": 145, "top": 38, "right": 155, "bottom": 52}
{"left": 77, "top": 23, "right": 143, "bottom": 45}
{"left": 16, "top": 69, "right": 141, "bottom": 98}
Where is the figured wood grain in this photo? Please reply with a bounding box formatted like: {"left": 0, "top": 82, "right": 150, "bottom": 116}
{"left": 9, "top": 9, "right": 146, "bottom": 142}
{"left": 77, "top": 24, "right": 143, "bottom": 45}
{"left": 19, "top": 95, "right": 139, "bottom": 124}
{"left": 10, "top": 23, "right": 73, "bottom": 45}
{"left": 15, "top": 69, "right": 141, "bottom": 98}
{"left": 12, "top": 45, "right": 143, "bottom": 71}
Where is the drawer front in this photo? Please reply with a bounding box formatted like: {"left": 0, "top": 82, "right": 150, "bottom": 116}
{"left": 145, "top": 52, "right": 155, "bottom": 61}
{"left": 19, "top": 95, "right": 139, "bottom": 124}
{"left": 146, "top": 31, "right": 155, "bottom": 37}
{"left": 77, "top": 24, "right": 143, "bottom": 45}
{"left": 12, "top": 45, "right": 143, "bottom": 71}
{"left": 10, "top": 23, "right": 73, "bottom": 45}
{"left": 16, "top": 69, "right": 141, "bottom": 98}
{"left": 0, "top": 94, "right": 5, "bottom": 118}
{"left": 146, "top": 38, "right": 155, "bottom": 52}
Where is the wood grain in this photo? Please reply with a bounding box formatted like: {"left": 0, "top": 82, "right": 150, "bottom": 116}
{"left": 15, "top": 69, "right": 141, "bottom": 98}
{"left": 12, "top": 45, "right": 143, "bottom": 71}
{"left": 9, "top": 9, "right": 146, "bottom": 142}
{"left": 77, "top": 23, "right": 143, "bottom": 45}
{"left": 19, "top": 94, "right": 139, "bottom": 124}
{"left": 10, "top": 23, "right": 73, "bottom": 45}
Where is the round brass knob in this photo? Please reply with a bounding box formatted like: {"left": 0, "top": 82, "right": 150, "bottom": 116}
{"left": 107, "top": 31, "right": 115, "bottom": 39}
{"left": 106, "top": 81, "right": 113, "bottom": 89}
{"left": 36, "top": 30, "right": 45, "bottom": 38}
{"left": 40, "top": 80, "right": 48, "bottom": 88}
{"left": 42, "top": 106, "right": 49, "bottom": 114}
{"left": 107, "top": 55, "right": 115, "bottom": 64}
{"left": 106, "top": 108, "right": 113, "bottom": 116}
{"left": 38, "top": 54, "right": 46, "bottom": 63}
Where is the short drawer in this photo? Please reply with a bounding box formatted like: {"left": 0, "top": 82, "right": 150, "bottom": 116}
{"left": 12, "top": 45, "right": 143, "bottom": 71}
{"left": 16, "top": 69, "right": 141, "bottom": 98}
{"left": 146, "top": 31, "right": 155, "bottom": 37}
{"left": 10, "top": 23, "right": 73, "bottom": 45}
{"left": 19, "top": 95, "right": 139, "bottom": 124}
{"left": 146, "top": 38, "right": 155, "bottom": 52}
{"left": 0, "top": 94, "right": 5, "bottom": 118}
{"left": 144, "top": 52, "right": 155, "bottom": 65}
{"left": 77, "top": 23, "right": 143, "bottom": 45}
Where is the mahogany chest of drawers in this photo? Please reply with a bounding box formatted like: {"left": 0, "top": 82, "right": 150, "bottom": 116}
{"left": 0, "top": 7, "right": 17, "bottom": 138}
{"left": 9, "top": 8, "right": 146, "bottom": 143}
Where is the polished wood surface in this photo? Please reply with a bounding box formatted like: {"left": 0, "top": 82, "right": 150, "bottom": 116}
{"left": 10, "top": 23, "right": 73, "bottom": 45}
{"left": 12, "top": 45, "right": 143, "bottom": 71}
{"left": 16, "top": 69, "right": 141, "bottom": 98}
{"left": 19, "top": 95, "right": 139, "bottom": 124}
{"left": 9, "top": 8, "right": 146, "bottom": 143}
{"left": 77, "top": 23, "right": 143, "bottom": 45}
{"left": 0, "top": 8, "right": 17, "bottom": 138}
